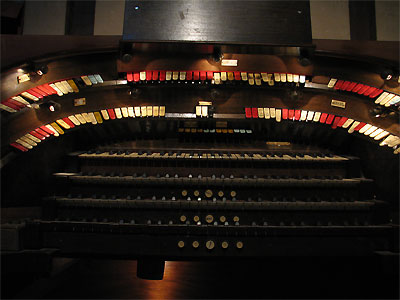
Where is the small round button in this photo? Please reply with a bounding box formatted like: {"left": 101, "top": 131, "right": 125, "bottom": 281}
{"left": 205, "top": 189, "right": 213, "bottom": 198}
{"left": 205, "top": 214, "right": 214, "bottom": 223}
{"left": 220, "top": 216, "right": 226, "bottom": 223}
{"left": 193, "top": 215, "right": 200, "bottom": 222}
{"left": 222, "top": 241, "right": 229, "bottom": 249}
{"left": 230, "top": 190, "right": 237, "bottom": 197}
{"left": 180, "top": 215, "right": 187, "bottom": 222}
{"left": 233, "top": 216, "right": 240, "bottom": 222}
{"left": 192, "top": 240, "right": 199, "bottom": 248}
{"left": 194, "top": 190, "right": 200, "bottom": 197}
{"left": 218, "top": 191, "right": 224, "bottom": 197}
{"left": 236, "top": 241, "right": 243, "bottom": 249}
{"left": 178, "top": 241, "right": 185, "bottom": 248}
{"left": 182, "top": 190, "right": 188, "bottom": 197}
{"left": 206, "top": 240, "right": 215, "bottom": 250}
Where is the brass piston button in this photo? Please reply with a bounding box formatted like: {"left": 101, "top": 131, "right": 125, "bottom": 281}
{"left": 178, "top": 241, "right": 185, "bottom": 248}
{"left": 192, "top": 240, "right": 200, "bottom": 248}
{"left": 221, "top": 241, "right": 229, "bottom": 249}
{"left": 181, "top": 190, "right": 188, "bottom": 197}
{"left": 205, "top": 214, "right": 214, "bottom": 223}
{"left": 194, "top": 190, "right": 200, "bottom": 197}
{"left": 180, "top": 215, "right": 187, "bottom": 223}
{"left": 236, "top": 241, "right": 244, "bottom": 249}
{"left": 206, "top": 240, "right": 215, "bottom": 250}
{"left": 205, "top": 189, "right": 213, "bottom": 198}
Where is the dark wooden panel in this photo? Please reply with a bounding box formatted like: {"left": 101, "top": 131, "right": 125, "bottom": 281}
{"left": 123, "top": 0, "right": 312, "bottom": 46}
{"left": 349, "top": 0, "right": 376, "bottom": 41}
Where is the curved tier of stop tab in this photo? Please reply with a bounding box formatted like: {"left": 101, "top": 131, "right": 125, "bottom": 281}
{"left": 9, "top": 104, "right": 400, "bottom": 154}
{"left": 0, "top": 74, "right": 103, "bottom": 113}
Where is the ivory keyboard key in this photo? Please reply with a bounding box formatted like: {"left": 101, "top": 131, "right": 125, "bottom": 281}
{"left": 202, "top": 106, "right": 208, "bottom": 117}
{"left": 62, "top": 80, "right": 74, "bottom": 93}
{"left": 147, "top": 106, "right": 153, "bottom": 117}
{"left": 134, "top": 107, "right": 141, "bottom": 117}
{"left": 214, "top": 73, "right": 221, "bottom": 84}
{"left": 293, "top": 74, "right": 299, "bottom": 83}
{"left": 369, "top": 128, "right": 383, "bottom": 138}
{"left": 68, "top": 115, "right": 81, "bottom": 126}
{"left": 300, "top": 110, "right": 307, "bottom": 121}
{"left": 359, "top": 124, "right": 372, "bottom": 134}
{"left": 159, "top": 106, "right": 166, "bottom": 117}
{"left": 180, "top": 71, "right": 186, "bottom": 81}
{"left": 348, "top": 121, "right": 360, "bottom": 133}
{"left": 173, "top": 71, "right": 179, "bottom": 80}
{"left": 274, "top": 73, "right": 280, "bottom": 82}
{"left": 153, "top": 106, "right": 159, "bottom": 117}
{"left": 114, "top": 108, "right": 123, "bottom": 119}
{"left": 196, "top": 106, "right": 202, "bottom": 117}
{"left": 313, "top": 112, "right": 321, "bottom": 122}
{"left": 364, "top": 126, "right": 377, "bottom": 136}
{"left": 264, "top": 108, "right": 270, "bottom": 119}
{"left": 75, "top": 113, "right": 87, "bottom": 124}
{"left": 299, "top": 75, "right": 306, "bottom": 83}
{"left": 121, "top": 107, "right": 129, "bottom": 118}
{"left": 221, "top": 72, "right": 227, "bottom": 81}
{"left": 128, "top": 107, "right": 135, "bottom": 117}
{"left": 82, "top": 113, "right": 92, "bottom": 123}
{"left": 381, "top": 94, "right": 395, "bottom": 106}
{"left": 280, "top": 73, "right": 287, "bottom": 82}
{"left": 261, "top": 73, "right": 268, "bottom": 82}
{"left": 166, "top": 71, "right": 172, "bottom": 81}
{"left": 141, "top": 106, "right": 147, "bottom": 117}
{"left": 258, "top": 108, "right": 264, "bottom": 118}
{"left": 306, "top": 111, "right": 314, "bottom": 121}
{"left": 270, "top": 108, "right": 276, "bottom": 118}
{"left": 140, "top": 71, "right": 146, "bottom": 81}
{"left": 275, "top": 109, "right": 282, "bottom": 122}
{"left": 255, "top": 73, "right": 261, "bottom": 85}
{"left": 287, "top": 73, "right": 293, "bottom": 82}
{"left": 374, "top": 130, "right": 389, "bottom": 140}
{"left": 241, "top": 72, "right": 247, "bottom": 81}
{"left": 248, "top": 73, "right": 254, "bottom": 85}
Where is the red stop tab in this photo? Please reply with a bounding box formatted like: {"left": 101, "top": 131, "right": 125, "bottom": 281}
{"left": 234, "top": 72, "right": 241, "bottom": 81}
{"left": 369, "top": 89, "right": 382, "bottom": 98}
{"left": 325, "top": 114, "right": 335, "bottom": 125}
{"left": 288, "top": 109, "right": 294, "bottom": 120}
{"left": 10, "top": 142, "right": 28, "bottom": 152}
{"left": 245, "top": 107, "right": 252, "bottom": 118}
{"left": 200, "top": 71, "right": 207, "bottom": 81}
{"left": 346, "top": 82, "right": 357, "bottom": 91}
{"left": 36, "top": 85, "right": 51, "bottom": 96}
{"left": 352, "top": 83, "right": 364, "bottom": 93}
{"left": 331, "top": 116, "right": 341, "bottom": 129}
{"left": 340, "top": 81, "right": 350, "bottom": 91}
{"left": 30, "top": 131, "right": 45, "bottom": 140}
{"left": 193, "top": 71, "right": 200, "bottom": 80}
{"left": 107, "top": 108, "right": 116, "bottom": 120}
{"left": 319, "top": 113, "right": 328, "bottom": 123}
{"left": 127, "top": 73, "right": 133, "bottom": 82}
{"left": 357, "top": 85, "right": 369, "bottom": 95}
{"left": 363, "top": 87, "right": 376, "bottom": 96}
{"left": 27, "top": 89, "right": 43, "bottom": 99}
{"left": 133, "top": 72, "right": 140, "bottom": 82}
{"left": 152, "top": 71, "right": 158, "bottom": 80}
{"left": 159, "top": 71, "right": 166, "bottom": 81}
{"left": 252, "top": 107, "right": 258, "bottom": 118}
{"left": 40, "top": 125, "right": 55, "bottom": 135}
{"left": 334, "top": 80, "right": 344, "bottom": 90}
{"left": 282, "top": 109, "right": 288, "bottom": 120}
{"left": 354, "top": 122, "right": 366, "bottom": 131}
{"left": 186, "top": 71, "right": 192, "bottom": 80}
{"left": 337, "top": 117, "right": 348, "bottom": 127}
{"left": 62, "top": 117, "right": 75, "bottom": 129}
{"left": 43, "top": 83, "right": 57, "bottom": 95}
{"left": 207, "top": 71, "right": 213, "bottom": 80}
{"left": 146, "top": 71, "right": 152, "bottom": 80}
{"left": 36, "top": 128, "right": 50, "bottom": 137}
{"left": 294, "top": 110, "right": 301, "bottom": 120}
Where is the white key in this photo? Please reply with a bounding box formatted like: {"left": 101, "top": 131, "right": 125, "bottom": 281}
{"left": 45, "top": 124, "right": 59, "bottom": 137}
{"left": 49, "top": 84, "right": 63, "bottom": 96}
{"left": 364, "top": 126, "right": 377, "bottom": 136}
{"left": 287, "top": 74, "right": 293, "bottom": 82}
{"left": 313, "top": 112, "right": 321, "bottom": 122}
{"left": 387, "top": 95, "right": 400, "bottom": 106}
{"left": 258, "top": 108, "right": 264, "bottom": 118}
{"left": 221, "top": 72, "right": 227, "bottom": 81}
{"left": 21, "top": 92, "right": 39, "bottom": 101}
{"left": 196, "top": 106, "right": 202, "bottom": 117}
{"left": 12, "top": 96, "right": 30, "bottom": 105}
{"left": 68, "top": 115, "right": 80, "bottom": 126}
{"left": 56, "top": 119, "right": 70, "bottom": 129}
{"left": 147, "top": 106, "right": 153, "bottom": 117}
{"left": 299, "top": 75, "right": 306, "bottom": 83}
{"left": 114, "top": 108, "right": 122, "bottom": 119}
{"left": 369, "top": 128, "right": 383, "bottom": 138}
{"left": 134, "top": 107, "right": 141, "bottom": 117}
{"left": 274, "top": 73, "right": 280, "bottom": 82}
{"left": 214, "top": 73, "right": 221, "bottom": 85}
{"left": 342, "top": 118, "right": 354, "bottom": 128}
{"left": 348, "top": 121, "right": 360, "bottom": 133}
{"left": 280, "top": 73, "right": 286, "bottom": 82}
{"left": 153, "top": 106, "right": 159, "bottom": 117}
{"left": 380, "top": 94, "right": 395, "bottom": 106}
{"left": 293, "top": 74, "right": 299, "bottom": 83}
{"left": 270, "top": 108, "right": 276, "bottom": 118}
{"left": 75, "top": 113, "right": 87, "bottom": 124}
{"left": 306, "top": 111, "right": 314, "bottom": 121}
{"left": 264, "top": 107, "right": 270, "bottom": 119}
{"left": 300, "top": 110, "right": 307, "bottom": 121}
{"left": 128, "top": 107, "right": 135, "bottom": 117}
{"left": 101, "top": 109, "right": 110, "bottom": 120}
{"left": 166, "top": 71, "right": 172, "bottom": 80}
{"left": 159, "top": 106, "right": 166, "bottom": 117}
{"left": 202, "top": 106, "right": 208, "bottom": 117}
{"left": 172, "top": 71, "right": 179, "bottom": 80}
{"left": 327, "top": 78, "right": 337, "bottom": 88}
{"left": 26, "top": 133, "right": 41, "bottom": 143}
{"left": 180, "top": 71, "right": 186, "bottom": 81}
{"left": 275, "top": 109, "right": 281, "bottom": 122}
{"left": 241, "top": 72, "right": 247, "bottom": 81}
{"left": 261, "top": 73, "right": 268, "bottom": 82}
{"left": 140, "top": 71, "right": 146, "bottom": 81}
{"left": 88, "top": 112, "right": 97, "bottom": 124}
{"left": 374, "top": 130, "right": 389, "bottom": 140}
{"left": 55, "top": 82, "right": 68, "bottom": 94}
{"left": 62, "top": 80, "right": 73, "bottom": 93}
{"left": 374, "top": 92, "right": 389, "bottom": 104}
{"left": 141, "top": 106, "right": 147, "bottom": 117}
{"left": 121, "top": 107, "right": 129, "bottom": 118}
{"left": 359, "top": 124, "right": 372, "bottom": 134}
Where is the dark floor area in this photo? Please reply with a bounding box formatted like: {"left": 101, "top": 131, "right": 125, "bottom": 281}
{"left": 4, "top": 256, "right": 398, "bottom": 299}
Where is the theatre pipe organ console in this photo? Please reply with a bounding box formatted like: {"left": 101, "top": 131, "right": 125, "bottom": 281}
{"left": 1, "top": 42, "right": 399, "bottom": 279}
